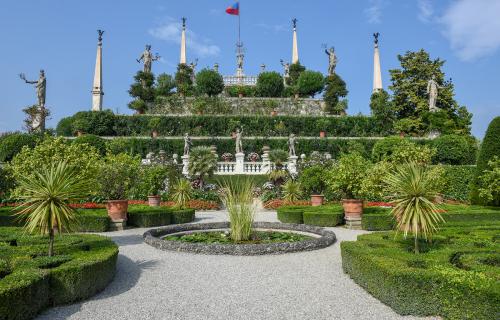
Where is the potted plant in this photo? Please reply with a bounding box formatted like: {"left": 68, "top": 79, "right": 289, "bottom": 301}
{"left": 326, "top": 153, "right": 371, "bottom": 224}
{"left": 142, "top": 165, "right": 168, "bottom": 206}
{"left": 298, "top": 166, "right": 328, "bottom": 206}
{"left": 221, "top": 153, "right": 234, "bottom": 162}
{"left": 97, "top": 153, "right": 140, "bottom": 222}
{"left": 247, "top": 152, "right": 260, "bottom": 162}
{"left": 316, "top": 118, "right": 329, "bottom": 138}
{"left": 148, "top": 117, "right": 161, "bottom": 138}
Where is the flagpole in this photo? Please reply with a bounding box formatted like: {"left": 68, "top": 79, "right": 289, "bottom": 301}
{"left": 238, "top": 1, "right": 241, "bottom": 47}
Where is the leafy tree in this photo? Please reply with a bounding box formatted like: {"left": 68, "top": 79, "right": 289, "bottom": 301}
{"left": 299, "top": 166, "right": 327, "bottom": 195}
{"left": 256, "top": 72, "right": 284, "bottom": 97}
{"left": 389, "top": 49, "right": 472, "bottom": 135}
{"left": 287, "top": 62, "right": 306, "bottom": 86}
{"left": 326, "top": 153, "right": 371, "bottom": 199}
{"left": 323, "top": 74, "right": 348, "bottom": 115}
{"left": 175, "top": 63, "right": 194, "bottom": 96}
{"left": 478, "top": 156, "right": 500, "bottom": 206}
{"left": 370, "top": 89, "right": 396, "bottom": 134}
{"left": 188, "top": 146, "right": 217, "bottom": 187}
{"left": 195, "top": 68, "right": 224, "bottom": 97}
{"left": 16, "top": 161, "right": 91, "bottom": 256}
{"left": 155, "top": 73, "right": 176, "bottom": 97}
{"left": 0, "top": 133, "right": 39, "bottom": 162}
{"left": 297, "top": 71, "right": 324, "bottom": 97}
{"left": 128, "top": 71, "right": 156, "bottom": 113}
{"left": 97, "top": 153, "right": 141, "bottom": 200}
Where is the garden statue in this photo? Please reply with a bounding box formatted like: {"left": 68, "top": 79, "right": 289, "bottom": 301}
{"left": 190, "top": 59, "right": 198, "bottom": 83}
{"left": 260, "top": 63, "right": 266, "bottom": 73}
{"left": 280, "top": 59, "right": 290, "bottom": 78}
{"left": 137, "top": 45, "right": 160, "bottom": 73}
{"left": 373, "top": 32, "right": 380, "bottom": 46}
{"left": 214, "top": 63, "right": 219, "bottom": 73}
{"left": 183, "top": 133, "right": 192, "bottom": 156}
{"left": 427, "top": 75, "right": 442, "bottom": 112}
{"left": 235, "top": 128, "right": 244, "bottom": 154}
{"left": 288, "top": 134, "right": 297, "bottom": 157}
{"left": 20, "top": 70, "right": 46, "bottom": 107}
{"left": 325, "top": 47, "right": 337, "bottom": 75}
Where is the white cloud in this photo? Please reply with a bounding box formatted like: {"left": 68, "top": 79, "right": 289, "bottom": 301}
{"left": 417, "top": 0, "right": 434, "bottom": 23}
{"left": 440, "top": 0, "right": 500, "bottom": 61}
{"left": 365, "top": 0, "right": 386, "bottom": 24}
{"left": 149, "top": 20, "right": 220, "bottom": 58}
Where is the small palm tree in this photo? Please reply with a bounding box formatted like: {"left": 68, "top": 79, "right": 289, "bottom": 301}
{"left": 188, "top": 146, "right": 217, "bottom": 188}
{"left": 16, "top": 161, "right": 90, "bottom": 256}
{"left": 383, "top": 162, "right": 444, "bottom": 253}
{"left": 171, "top": 178, "right": 193, "bottom": 209}
{"left": 282, "top": 180, "right": 302, "bottom": 203}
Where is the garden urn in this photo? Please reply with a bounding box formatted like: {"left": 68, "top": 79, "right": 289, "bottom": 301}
{"left": 152, "top": 130, "right": 159, "bottom": 138}
{"left": 148, "top": 195, "right": 161, "bottom": 207}
{"left": 106, "top": 200, "right": 129, "bottom": 222}
{"left": 319, "top": 131, "right": 326, "bottom": 138}
{"left": 342, "top": 199, "right": 363, "bottom": 219}
{"left": 311, "top": 195, "right": 324, "bottom": 207}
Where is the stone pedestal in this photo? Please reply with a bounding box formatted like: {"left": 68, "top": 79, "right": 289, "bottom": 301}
{"left": 288, "top": 155, "right": 298, "bottom": 175}
{"left": 109, "top": 220, "right": 127, "bottom": 231}
{"left": 345, "top": 217, "right": 362, "bottom": 230}
{"left": 262, "top": 150, "right": 271, "bottom": 174}
{"left": 235, "top": 152, "right": 245, "bottom": 174}
{"left": 181, "top": 155, "right": 189, "bottom": 176}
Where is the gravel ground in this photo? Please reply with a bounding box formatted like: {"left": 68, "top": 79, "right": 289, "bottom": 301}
{"left": 37, "top": 211, "right": 437, "bottom": 320}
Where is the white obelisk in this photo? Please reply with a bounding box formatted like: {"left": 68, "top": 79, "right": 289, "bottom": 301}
{"left": 373, "top": 33, "right": 383, "bottom": 92}
{"left": 92, "top": 30, "right": 104, "bottom": 111}
{"left": 292, "top": 18, "right": 299, "bottom": 64}
{"left": 180, "top": 17, "right": 187, "bottom": 64}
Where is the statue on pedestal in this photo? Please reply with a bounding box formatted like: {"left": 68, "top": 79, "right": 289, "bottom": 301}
{"left": 235, "top": 128, "right": 244, "bottom": 154}
{"left": 427, "top": 75, "right": 442, "bottom": 112}
{"left": 137, "top": 45, "right": 160, "bottom": 73}
{"left": 325, "top": 47, "right": 338, "bottom": 76}
{"left": 20, "top": 70, "right": 46, "bottom": 107}
{"left": 373, "top": 32, "right": 380, "bottom": 47}
{"left": 280, "top": 59, "right": 290, "bottom": 78}
{"left": 19, "top": 70, "right": 47, "bottom": 132}
{"left": 183, "top": 133, "right": 192, "bottom": 156}
{"left": 189, "top": 59, "right": 198, "bottom": 83}
{"left": 288, "top": 134, "right": 297, "bottom": 157}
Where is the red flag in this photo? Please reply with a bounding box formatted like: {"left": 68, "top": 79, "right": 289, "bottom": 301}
{"left": 226, "top": 2, "right": 239, "bottom": 15}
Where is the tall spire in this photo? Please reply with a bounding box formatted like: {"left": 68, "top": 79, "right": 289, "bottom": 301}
{"left": 92, "top": 30, "right": 104, "bottom": 111}
{"left": 180, "top": 17, "right": 187, "bottom": 64}
{"left": 373, "top": 32, "right": 383, "bottom": 92}
{"left": 292, "top": 18, "right": 299, "bottom": 64}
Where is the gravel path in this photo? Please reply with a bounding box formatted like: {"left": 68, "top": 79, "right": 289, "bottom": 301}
{"left": 37, "top": 211, "right": 436, "bottom": 320}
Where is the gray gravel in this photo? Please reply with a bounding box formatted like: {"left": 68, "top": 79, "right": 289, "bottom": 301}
{"left": 37, "top": 211, "right": 437, "bottom": 320}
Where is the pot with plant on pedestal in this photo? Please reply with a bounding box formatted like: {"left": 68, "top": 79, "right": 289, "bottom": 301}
{"left": 325, "top": 153, "right": 371, "bottom": 229}
{"left": 316, "top": 118, "right": 329, "bottom": 138}
{"left": 148, "top": 117, "right": 161, "bottom": 139}
{"left": 142, "top": 165, "right": 169, "bottom": 207}
{"left": 97, "top": 153, "right": 140, "bottom": 230}
{"left": 299, "top": 166, "right": 328, "bottom": 207}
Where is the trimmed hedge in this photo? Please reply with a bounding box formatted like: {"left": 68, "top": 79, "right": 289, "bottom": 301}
{"left": 128, "top": 205, "right": 172, "bottom": 227}
{"left": 432, "top": 135, "right": 478, "bottom": 165}
{"left": 0, "top": 228, "right": 118, "bottom": 320}
{"left": 57, "top": 113, "right": 388, "bottom": 137}
{"left": 303, "top": 209, "right": 343, "bottom": 227}
{"left": 362, "top": 207, "right": 393, "bottom": 231}
{"left": 441, "top": 165, "right": 475, "bottom": 201}
{"left": 171, "top": 209, "right": 196, "bottom": 224}
{"left": 0, "top": 133, "right": 39, "bottom": 163}
{"left": 277, "top": 205, "right": 344, "bottom": 227}
{"left": 277, "top": 206, "right": 306, "bottom": 224}
{"left": 341, "top": 227, "right": 500, "bottom": 319}
{"left": 76, "top": 209, "right": 110, "bottom": 232}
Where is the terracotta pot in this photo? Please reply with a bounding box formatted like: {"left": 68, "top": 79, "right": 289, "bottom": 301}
{"left": 311, "top": 195, "right": 324, "bottom": 207}
{"left": 294, "top": 93, "right": 300, "bottom": 99}
{"left": 271, "top": 110, "right": 278, "bottom": 116}
{"left": 151, "top": 130, "right": 159, "bottom": 138}
{"left": 148, "top": 195, "right": 161, "bottom": 207}
{"left": 106, "top": 200, "right": 128, "bottom": 222}
{"left": 238, "top": 93, "right": 244, "bottom": 98}
{"left": 342, "top": 199, "right": 363, "bottom": 219}
{"left": 319, "top": 131, "right": 326, "bottom": 138}
{"left": 76, "top": 131, "right": 84, "bottom": 137}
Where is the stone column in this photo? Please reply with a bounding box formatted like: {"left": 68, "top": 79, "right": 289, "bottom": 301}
{"left": 292, "top": 20, "right": 299, "bottom": 64}
{"left": 261, "top": 148, "right": 271, "bottom": 174}
{"left": 181, "top": 155, "right": 189, "bottom": 176}
{"left": 180, "top": 18, "right": 187, "bottom": 65}
{"left": 92, "top": 31, "right": 104, "bottom": 111}
{"left": 373, "top": 41, "right": 383, "bottom": 92}
{"left": 288, "top": 155, "right": 298, "bottom": 175}
{"left": 235, "top": 152, "right": 245, "bottom": 174}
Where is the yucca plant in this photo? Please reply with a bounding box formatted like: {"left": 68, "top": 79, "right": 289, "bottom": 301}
{"left": 188, "top": 146, "right": 217, "bottom": 188}
{"left": 282, "top": 180, "right": 302, "bottom": 203}
{"left": 383, "top": 162, "right": 444, "bottom": 253}
{"left": 15, "top": 161, "right": 90, "bottom": 256}
{"left": 219, "top": 177, "right": 255, "bottom": 242}
{"left": 171, "top": 178, "right": 193, "bottom": 209}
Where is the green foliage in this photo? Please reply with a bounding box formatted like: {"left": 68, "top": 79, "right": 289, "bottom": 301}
{"left": 389, "top": 49, "right": 472, "bottom": 134}
{"left": 370, "top": 89, "right": 395, "bottom": 134}
{"left": 268, "top": 149, "right": 289, "bottom": 169}
{"left": 384, "top": 163, "right": 444, "bottom": 253}
{"left": 432, "top": 134, "right": 478, "bottom": 165}
{"left": 224, "top": 85, "right": 256, "bottom": 97}
{"left": 361, "top": 207, "right": 394, "bottom": 231}
{"left": 287, "top": 62, "right": 306, "bottom": 87}
{"left": 296, "top": 71, "right": 324, "bottom": 97}
{"left": 256, "top": 72, "right": 284, "bottom": 97}
{"left": 303, "top": 209, "right": 343, "bottom": 227}
{"left": 96, "top": 153, "right": 141, "bottom": 200}
{"left": 299, "top": 165, "right": 328, "bottom": 195}
{"left": 195, "top": 68, "right": 224, "bottom": 97}
{"left": 171, "top": 209, "right": 196, "bottom": 224}
{"left": 390, "top": 141, "right": 436, "bottom": 165}
{"left": 190, "top": 97, "right": 232, "bottom": 114}
{"left": 171, "top": 179, "right": 192, "bottom": 209}
{"left": 276, "top": 206, "right": 305, "bottom": 224}
{"left": 137, "top": 165, "right": 170, "bottom": 197}
{"left": 360, "top": 161, "right": 393, "bottom": 201}
{"left": 0, "top": 133, "right": 39, "bottom": 163}
{"left": 72, "top": 134, "right": 107, "bottom": 156}
{"left": 175, "top": 63, "right": 194, "bottom": 96}
{"left": 0, "top": 228, "right": 117, "bottom": 320}
{"left": 155, "top": 73, "right": 176, "bottom": 97}
{"left": 127, "top": 205, "right": 172, "bottom": 227}
{"left": 188, "top": 146, "right": 217, "bottom": 185}
{"left": 128, "top": 71, "right": 156, "bottom": 113}
{"left": 0, "top": 167, "right": 14, "bottom": 200}
{"left": 324, "top": 74, "right": 348, "bottom": 115}
{"left": 75, "top": 209, "right": 109, "bottom": 232}
{"left": 57, "top": 110, "right": 115, "bottom": 136}
{"left": 478, "top": 157, "right": 500, "bottom": 205}
{"left": 282, "top": 180, "right": 302, "bottom": 202}
{"left": 441, "top": 165, "right": 475, "bottom": 201}
{"left": 326, "top": 153, "right": 371, "bottom": 199}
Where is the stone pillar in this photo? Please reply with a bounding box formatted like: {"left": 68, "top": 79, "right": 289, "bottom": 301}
{"left": 292, "top": 21, "right": 299, "bottom": 64}
{"left": 288, "top": 156, "right": 298, "bottom": 175}
{"left": 261, "top": 148, "right": 271, "bottom": 174}
{"left": 235, "top": 152, "right": 245, "bottom": 174}
{"left": 180, "top": 18, "right": 187, "bottom": 65}
{"left": 92, "top": 31, "right": 104, "bottom": 111}
{"left": 181, "top": 155, "right": 189, "bottom": 176}
{"left": 373, "top": 42, "right": 383, "bottom": 92}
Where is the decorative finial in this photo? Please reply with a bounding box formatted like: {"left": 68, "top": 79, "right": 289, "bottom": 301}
{"left": 292, "top": 18, "right": 298, "bottom": 30}
{"left": 373, "top": 32, "right": 380, "bottom": 45}
{"left": 182, "top": 17, "right": 187, "bottom": 29}
{"left": 97, "top": 30, "right": 104, "bottom": 44}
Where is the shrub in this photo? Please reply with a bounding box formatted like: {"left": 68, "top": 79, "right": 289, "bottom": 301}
{"left": 299, "top": 165, "right": 328, "bottom": 195}
{"left": 296, "top": 71, "right": 324, "bottom": 97}
{"left": 73, "top": 134, "right": 107, "bottom": 155}
{"left": 256, "top": 72, "right": 284, "bottom": 97}
{"left": 277, "top": 206, "right": 305, "bottom": 224}
{"left": 372, "top": 136, "right": 414, "bottom": 162}
{"left": 287, "top": 62, "right": 305, "bottom": 87}
{"left": 170, "top": 179, "right": 193, "bottom": 209}
{"left": 0, "top": 133, "right": 38, "bottom": 163}
{"left": 478, "top": 157, "right": 500, "bottom": 206}
{"left": 196, "top": 68, "right": 224, "bottom": 97}
{"left": 370, "top": 89, "right": 395, "bottom": 134}
{"left": 175, "top": 63, "right": 194, "bottom": 96}
{"left": 269, "top": 149, "right": 289, "bottom": 170}
{"left": 171, "top": 209, "right": 195, "bottom": 224}
{"left": 372, "top": 136, "right": 436, "bottom": 164}
{"left": 324, "top": 74, "right": 348, "bottom": 115}
{"left": 303, "top": 206, "right": 343, "bottom": 227}
{"left": 441, "top": 165, "right": 475, "bottom": 201}
{"left": 282, "top": 180, "right": 302, "bottom": 203}
{"left": 128, "top": 205, "right": 172, "bottom": 227}
{"left": 326, "top": 153, "right": 371, "bottom": 199}
{"left": 432, "top": 135, "right": 478, "bottom": 165}
{"left": 75, "top": 209, "right": 109, "bottom": 232}
{"left": 60, "top": 110, "right": 115, "bottom": 136}
{"left": 96, "top": 153, "right": 141, "bottom": 200}
{"left": 188, "top": 146, "right": 217, "bottom": 186}
{"left": 136, "top": 165, "right": 171, "bottom": 197}
{"left": 361, "top": 207, "right": 393, "bottom": 231}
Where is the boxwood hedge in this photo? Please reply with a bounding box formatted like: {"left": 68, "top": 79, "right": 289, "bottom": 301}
{"left": 171, "top": 209, "right": 196, "bottom": 224}
{"left": 0, "top": 227, "right": 118, "bottom": 320}
{"left": 128, "top": 205, "right": 172, "bottom": 227}
{"left": 277, "top": 205, "right": 344, "bottom": 227}
{"left": 277, "top": 206, "right": 306, "bottom": 224}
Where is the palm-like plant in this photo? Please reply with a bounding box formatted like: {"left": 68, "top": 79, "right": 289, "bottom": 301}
{"left": 219, "top": 177, "right": 255, "bottom": 242}
{"left": 383, "top": 162, "right": 444, "bottom": 253}
{"left": 188, "top": 146, "right": 217, "bottom": 188}
{"left": 16, "top": 161, "right": 90, "bottom": 256}
{"left": 171, "top": 178, "right": 193, "bottom": 209}
{"left": 282, "top": 180, "right": 302, "bottom": 203}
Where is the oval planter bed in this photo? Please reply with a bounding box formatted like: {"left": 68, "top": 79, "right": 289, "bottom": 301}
{"left": 0, "top": 227, "right": 118, "bottom": 320}
{"left": 143, "top": 222, "right": 336, "bottom": 255}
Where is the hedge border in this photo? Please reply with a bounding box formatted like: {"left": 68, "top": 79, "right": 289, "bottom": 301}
{"left": 171, "top": 209, "right": 196, "bottom": 224}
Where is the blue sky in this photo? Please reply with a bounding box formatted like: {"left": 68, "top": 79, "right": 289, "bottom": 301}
{"left": 0, "top": 0, "right": 499, "bottom": 138}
